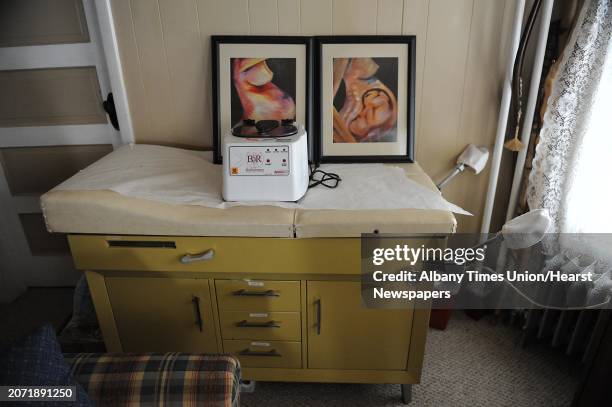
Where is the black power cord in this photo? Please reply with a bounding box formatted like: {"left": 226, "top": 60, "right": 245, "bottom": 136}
{"left": 511, "top": 0, "right": 542, "bottom": 136}
{"left": 308, "top": 161, "right": 341, "bottom": 189}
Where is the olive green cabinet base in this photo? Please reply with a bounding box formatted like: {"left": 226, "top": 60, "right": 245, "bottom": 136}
{"left": 76, "top": 235, "right": 431, "bottom": 386}
{"left": 307, "top": 281, "right": 413, "bottom": 371}
{"left": 105, "top": 277, "right": 218, "bottom": 353}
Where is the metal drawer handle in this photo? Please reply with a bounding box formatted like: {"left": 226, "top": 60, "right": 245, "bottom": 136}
{"left": 239, "top": 349, "right": 282, "bottom": 357}
{"left": 315, "top": 299, "right": 321, "bottom": 335}
{"left": 232, "top": 289, "right": 279, "bottom": 297}
{"left": 180, "top": 249, "right": 214, "bottom": 264}
{"left": 192, "top": 296, "right": 203, "bottom": 332}
{"left": 235, "top": 320, "right": 280, "bottom": 328}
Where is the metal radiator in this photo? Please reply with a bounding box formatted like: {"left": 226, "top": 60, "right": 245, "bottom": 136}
{"left": 521, "top": 309, "right": 612, "bottom": 364}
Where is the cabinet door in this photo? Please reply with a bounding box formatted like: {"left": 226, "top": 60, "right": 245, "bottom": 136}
{"left": 106, "top": 277, "right": 218, "bottom": 353}
{"left": 307, "top": 281, "right": 413, "bottom": 370}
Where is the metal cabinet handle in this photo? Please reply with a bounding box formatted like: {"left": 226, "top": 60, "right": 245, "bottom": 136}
{"left": 192, "top": 296, "right": 203, "bottom": 332}
{"left": 180, "top": 249, "right": 214, "bottom": 264}
{"left": 235, "top": 320, "right": 280, "bottom": 328}
{"left": 232, "top": 289, "right": 280, "bottom": 297}
{"left": 239, "top": 349, "right": 282, "bottom": 357}
{"left": 314, "top": 299, "right": 321, "bottom": 335}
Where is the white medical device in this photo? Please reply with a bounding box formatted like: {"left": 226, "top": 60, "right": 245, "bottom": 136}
{"left": 222, "top": 120, "right": 309, "bottom": 202}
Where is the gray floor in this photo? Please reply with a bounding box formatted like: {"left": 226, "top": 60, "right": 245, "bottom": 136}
{"left": 241, "top": 312, "right": 579, "bottom": 407}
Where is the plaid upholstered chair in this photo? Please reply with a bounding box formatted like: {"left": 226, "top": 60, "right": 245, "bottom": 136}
{"left": 65, "top": 353, "right": 241, "bottom": 407}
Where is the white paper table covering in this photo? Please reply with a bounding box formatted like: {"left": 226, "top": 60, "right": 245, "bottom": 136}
{"left": 54, "top": 144, "right": 470, "bottom": 215}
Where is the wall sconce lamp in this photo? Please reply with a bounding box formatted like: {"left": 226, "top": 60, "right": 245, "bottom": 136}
{"left": 436, "top": 144, "right": 489, "bottom": 190}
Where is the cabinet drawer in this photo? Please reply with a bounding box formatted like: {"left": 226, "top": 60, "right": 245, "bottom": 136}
{"left": 68, "top": 235, "right": 364, "bottom": 275}
{"left": 220, "top": 311, "right": 300, "bottom": 341}
{"left": 223, "top": 340, "right": 301, "bottom": 368}
{"left": 216, "top": 280, "right": 300, "bottom": 311}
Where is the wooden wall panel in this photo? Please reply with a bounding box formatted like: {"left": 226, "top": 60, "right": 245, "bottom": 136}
{"left": 454, "top": 0, "right": 508, "bottom": 232}
{"left": 0, "top": 0, "right": 89, "bottom": 47}
{"left": 197, "top": 0, "right": 250, "bottom": 35}
{"left": 332, "top": 0, "right": 377, "bottom": 35}
{"left": 0, "top": 144, "right": 112, "bottom": 195}
{"left": 278, "top": 0, "right": 301, "bottom": 34}
{"left": 417, "top": 0, "right": 473, "bottom": 181}
{"left": 377, "top": 0, "right": 404, "bottom": 34}
{"left": 0, "top": 67, "right": 106, "bottom": 127}
{"left": 111, "top": 0, "right": 511, "bottom": 232}
{"left": 158, "top": 0, "right": 208, "bottom": 147}
{"left": 301, "top": 0, "right": 333, "bottom": 35}
{"left": 249, "top": 0, "right": 280, "bottom": 35}
{"left": 129, "top": 0, "right": 177, "bottom": 145}
{"left": 402, "top": 0, "right": 430, "bottom": 155}
{"left": 110, "top": 0, "right": 153, "bottom": 140}
{"left": 195, "top": 0, "right": 250, "bottom": 147}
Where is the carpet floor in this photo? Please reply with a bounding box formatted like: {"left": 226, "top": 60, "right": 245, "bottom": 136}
{"left": 241, "top": 312, "right": 579, "bottom": 407}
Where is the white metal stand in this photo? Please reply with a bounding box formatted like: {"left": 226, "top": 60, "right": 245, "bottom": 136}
{"left": 505, "top": 0, "right": 555, "bottom": 221}
{"left": 480, "top": 0, "right": 527, "bottom": 234}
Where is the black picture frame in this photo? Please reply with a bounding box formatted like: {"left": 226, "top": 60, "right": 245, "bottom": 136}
{"left": 313, "top": 36, "right": 416, "bottom": 164}
{"left": 211, "top": 35, "right": 313, "bottom": 164}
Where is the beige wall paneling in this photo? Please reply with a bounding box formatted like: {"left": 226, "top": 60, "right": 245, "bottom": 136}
{"left": 415, "top": 0, "right": 473, "bottom": 198}
{"left": 196, "top": 0, "right": 251, "bottom": 147}
{"left": 158, "top": 0, "right": 208, "bottom": 148}
{"left": 110, "top": 0, "right": 154, "bottom": 142}
{"left": 197, "top": 0, "right": 251, "bottom": 35}
{"left": 0, "top": 67, "right": 107, "bottom": 127}
{"left": 278, "top": 0, "right": 301, "bottom": 34}
{"left": 332, "top": 0, "right": 378, "bottom": 35}
{"left": 128, "top": 0, "right": 178, "bottom": 146}
{"left": 301, "top": 0, "right": 333, "bottom": 35}
{"left": 0, "top": 0, "right": 89, "bottom": 47}
{"left": 249, "top": 0, "right": 280, "bottom": 35}
{"left": 454, "top": 0, "right": 508, "bottom": 232}
{"left": 19, "top": 213, "right": 70, "bottom": 256}
{"left": 377, "top": 0, "right": 404, "bottom": 34}
{"left": 402, "top": 0, "right": 430, "bottom": 158}
{"left": 0, "top": 144, "right": 112, "bottom": 196}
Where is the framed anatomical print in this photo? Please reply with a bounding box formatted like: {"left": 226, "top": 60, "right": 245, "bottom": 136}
{"left": 314, "top": 36, "right": 416, "bottom": 163}
{"left": 211, "top": 36, "right": 312, "bottom": 164}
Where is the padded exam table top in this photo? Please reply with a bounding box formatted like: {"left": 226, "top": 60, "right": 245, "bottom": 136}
{"left": 41, "top": 153, "right": 456, "bottom": 238}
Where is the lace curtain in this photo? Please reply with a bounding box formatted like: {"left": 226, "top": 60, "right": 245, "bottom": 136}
{"left": 527, "top": 0, "right": 612, "bottom": 233}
